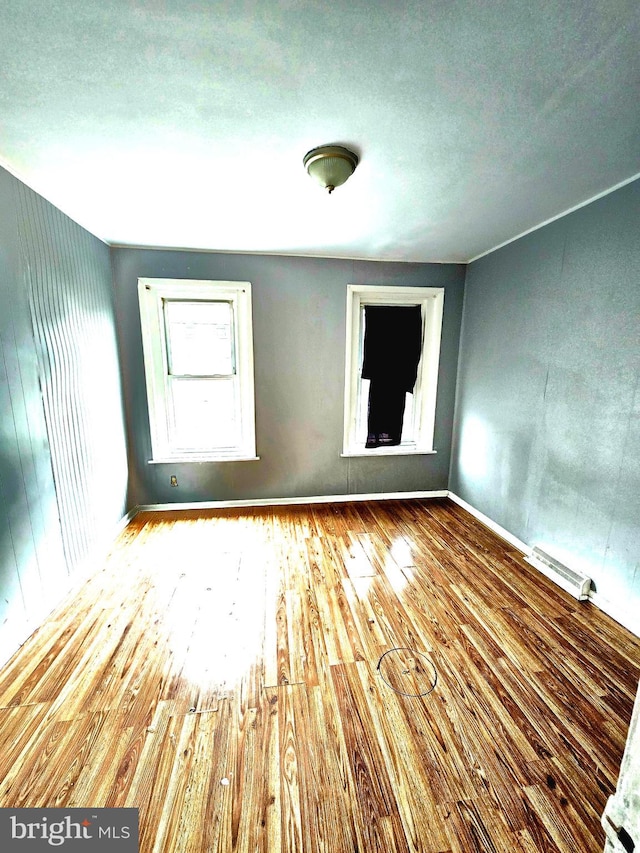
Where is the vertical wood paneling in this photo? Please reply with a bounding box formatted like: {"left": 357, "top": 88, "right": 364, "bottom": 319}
{"left": 15, "top": 178, "right": 128, "bottom": 574}
{"left": 0, "top": 164, "right": 128, "bottom": 663}
{"left": 0, "top": 167, "right": 66, "bottom": 658}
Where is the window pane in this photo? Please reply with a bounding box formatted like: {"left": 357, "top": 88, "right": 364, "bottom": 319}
{"left": 164, "top": 300, "right": 234, "bottom": 376}
{"left": 169, "top": 377, "right": 238, "bottom": 449}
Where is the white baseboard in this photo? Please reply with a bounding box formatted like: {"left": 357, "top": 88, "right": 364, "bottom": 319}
{"left": 447, "top": 492, "right": 640, "bottom": 640}
{"left": 446, "top": 492, "right": 531, "bottom": 555}
{"left": 135, "top": 489, "right": 449, "bottom": 513}
{"left": 589, "top": 590, "right": 640, "bottom": 637}
{"left": 115, "top": 507, "right": 139, "bottom": 531}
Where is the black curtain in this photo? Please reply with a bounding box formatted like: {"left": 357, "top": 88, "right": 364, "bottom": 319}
{"left": 362, "top": 305, "right": 422, "bottom": 447}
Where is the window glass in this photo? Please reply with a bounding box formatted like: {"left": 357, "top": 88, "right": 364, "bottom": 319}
{"left": 170, "top": 377, "right": 237, "bottom": 448}
{"left": 164, "top": 300, "right": 234, "bottom": 376}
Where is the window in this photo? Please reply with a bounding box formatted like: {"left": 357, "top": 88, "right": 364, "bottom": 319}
{"left": 138, "top": 278, "right": 257, "bottom": 462}
{"left": 342, "top": 285, "right": 444, "bottom": 456}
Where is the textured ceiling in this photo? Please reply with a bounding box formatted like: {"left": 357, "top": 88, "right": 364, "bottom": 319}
{"left": 1, "top": 0, "right": 639, "bottom": 262}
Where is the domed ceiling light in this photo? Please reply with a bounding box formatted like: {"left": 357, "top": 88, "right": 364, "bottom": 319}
{"left": 303, "top": 144, "right": 359, "bottom": 194}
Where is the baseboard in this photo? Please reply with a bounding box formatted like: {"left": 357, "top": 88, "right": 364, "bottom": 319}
{"left": 589, "top": 590, "right": 640, "bottom": 637}
{"left": 116, "top": 507, "right": 139, "bottom": 530}
{"left": 446, "top": 492, "right": 531, "bottom": 555}
{"left": 447, "top": 492, "right": 640, "bottom": 640}
{"left": 135, "top": 489, "right": 449, "bottom": 513}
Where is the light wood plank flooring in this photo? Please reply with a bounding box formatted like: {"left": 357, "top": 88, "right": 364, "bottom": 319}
{"left": 0, "top": 498, "right": 639, "bottom": 852}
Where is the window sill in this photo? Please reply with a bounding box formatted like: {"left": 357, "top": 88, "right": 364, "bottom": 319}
{"left": 341, "top": 448, "right": 437, "bottom": 458}
{"left": 148, "top": 455, "right": 260, "bottom": 464}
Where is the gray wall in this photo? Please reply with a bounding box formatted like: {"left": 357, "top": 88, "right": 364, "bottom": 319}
{"left": 450, "top": 179, "right": 640, "bottom": 620}
{"left": 111, "top": 249, "right": 465, "bottom": 506}
{"left": 0, "top": 165, "right": 129, "bottom": 661}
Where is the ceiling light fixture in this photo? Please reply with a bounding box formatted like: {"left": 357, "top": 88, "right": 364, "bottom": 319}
{"left": 303, "top": 144, "right": 359, "bottom": 194}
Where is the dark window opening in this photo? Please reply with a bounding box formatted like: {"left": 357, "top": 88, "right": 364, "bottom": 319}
{"left": 361, "top": 305, "right": 422, "bottom": 448}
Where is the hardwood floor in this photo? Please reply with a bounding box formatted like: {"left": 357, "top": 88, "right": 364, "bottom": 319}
{"left": 0, "top": 498, "right": 638, "bottom": 852}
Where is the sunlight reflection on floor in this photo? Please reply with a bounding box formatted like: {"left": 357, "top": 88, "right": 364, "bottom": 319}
{"left": 142, "top": 515, "right": 269, "bottom": 691}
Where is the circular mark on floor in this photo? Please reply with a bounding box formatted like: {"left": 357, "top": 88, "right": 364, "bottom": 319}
{"left": 377, "top": 647, "right": 437, "bottom": 697}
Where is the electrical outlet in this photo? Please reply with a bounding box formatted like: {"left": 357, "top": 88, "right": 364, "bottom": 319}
{"left": 170, "top": 475, "right": 178, "bottom": 487}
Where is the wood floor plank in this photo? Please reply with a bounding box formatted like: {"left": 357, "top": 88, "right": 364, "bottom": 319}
{"left": 457, "top": 623, "right": 559, "bottom": 764}
{"left": 0, "top": 497, "right": 639, "bottom": 853}
{"left": 305, "top": 684, "right": 362, "bottom": 853}
{"left": 227, "top": 689, "right": 281, "bottom": 853}
{"left": 354, "top": 660, "right": 452, "bottom": 852}
{"left": 147, "top": 712, "right": 200, "bottom": 852}
{"left": 278, "top": 684, "right": 304, "bottom": 853}
{"left": 0, "top": 703, "right": 51, "bottom": 797}
{"left": 4, "top": 711, "right": 112, "bottom": 807}
{"left": 439, "top": 796, "right": 510, "bottom": 853}
{"left": 69, "top": 722, "right": 133, "bottom": 807}
{"left": 523, "top": 781, "right": 604, "bottom": 853}
{"left": 331, "top": 662, "right": 411, "bottom": 853}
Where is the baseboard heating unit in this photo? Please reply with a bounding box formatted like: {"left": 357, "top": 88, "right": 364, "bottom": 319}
{"left": 525, "top": 547, "right": 592, "bottom": 601}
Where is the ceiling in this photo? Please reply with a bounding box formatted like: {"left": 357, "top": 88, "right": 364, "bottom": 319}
{"left": 1, "top": 1, "right": 638, "bottom": 263}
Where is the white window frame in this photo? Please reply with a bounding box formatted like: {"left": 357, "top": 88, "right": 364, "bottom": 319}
{"left": 342, "top": 284, "right": 444, "bottom": 457}
{"left": 138, "top": 278, "right": 257, "bottom": 463}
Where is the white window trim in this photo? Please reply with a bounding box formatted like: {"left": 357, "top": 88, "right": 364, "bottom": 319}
{"left": 138, "top": 278, "right": 258, "bottom": 463}
{"left": 342, "top": 284, "right": 444, "bottom": 457}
